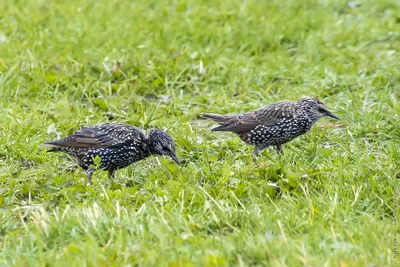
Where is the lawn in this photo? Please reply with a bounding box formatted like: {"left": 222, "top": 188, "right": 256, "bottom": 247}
{"left": 0, "top": 0, "right": 399, "bottom": 266}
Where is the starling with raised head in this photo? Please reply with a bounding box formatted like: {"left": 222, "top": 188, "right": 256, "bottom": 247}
{"left": 202, "top": 97, "right": 340, "bottom": 162}
{"left": 42, "top": 123, "right": 180, "bottom": 184}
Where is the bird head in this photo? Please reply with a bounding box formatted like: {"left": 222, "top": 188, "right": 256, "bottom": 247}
{"left": 297, "top": 97, "right": 340, "bottom": 122}
{"left": 148, "top": 129, "right": 180, "bottom": 165}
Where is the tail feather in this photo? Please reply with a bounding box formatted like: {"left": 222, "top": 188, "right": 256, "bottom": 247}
{"left": 201, "top": 113, "right": 234, "bottom": 124}
{"left": 209, "top": 124, "right": 234, "bottom": 131}
{"left": 201, "top": 113, "right": 236, "bottom": 131}
{"left": 41, "top": 142, "right": 64, "bottom": 152}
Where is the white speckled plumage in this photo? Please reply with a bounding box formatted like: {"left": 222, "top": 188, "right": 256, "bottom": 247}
{"left": 42, "top": 123, "right": 180, "bottom": 184}
{"left": 202, "top": 97, "right": 340, "bottom": 162}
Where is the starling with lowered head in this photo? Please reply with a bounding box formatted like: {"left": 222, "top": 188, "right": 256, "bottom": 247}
{"left": 202, "top": 97, "right": 340, "bottom": 162}
{"left": 42, "top": 123, "right": 180, "bottom": 184}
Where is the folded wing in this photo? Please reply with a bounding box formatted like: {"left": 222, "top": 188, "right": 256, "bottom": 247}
{"left": 210, "top": 100, "right": 296, "bottom": 132}
{"left": 42, "top": 124, "right": 146, "bottom": 149}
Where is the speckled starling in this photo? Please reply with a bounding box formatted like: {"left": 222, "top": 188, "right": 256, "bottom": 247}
{"left": 42, "top": 123, "right": 180, "bottom": 184}
{"left": 202, "top": 97, "right": 340, "bottom": 162}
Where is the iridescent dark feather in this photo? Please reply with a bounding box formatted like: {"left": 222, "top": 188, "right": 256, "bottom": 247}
{"left": 42, "top": 124, "right": 146, "bottom": 149}
{"left": 203, "top": 100, "right": 297, "bottom": 132}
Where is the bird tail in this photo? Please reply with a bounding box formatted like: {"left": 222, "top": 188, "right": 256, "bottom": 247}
{"left": 41, "top": 142, "right": 63, "bottom": 152}
{"left": 201, "top": 113, "right": 236, "bottom": 131}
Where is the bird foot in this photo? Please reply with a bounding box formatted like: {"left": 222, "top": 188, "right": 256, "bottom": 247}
{"left": 65, "top": 165, "right": 78, "bottom": 173}
{"left": 254, "top": 162, "right": 269, "bottom": 169}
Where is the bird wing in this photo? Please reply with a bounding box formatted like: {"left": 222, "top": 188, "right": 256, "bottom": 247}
{"left": 43, "top": 124, "right": 146, "bottom": 148}
{"left": 218, "top": 100, "right": 296, "bottom": 133}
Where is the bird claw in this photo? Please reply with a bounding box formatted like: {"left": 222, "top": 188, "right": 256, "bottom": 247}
{"left": 65, "top": 165, "right": 78, "bottom": 173}
{"left": 254, "top": 162, "right": 269, "bottom": 169}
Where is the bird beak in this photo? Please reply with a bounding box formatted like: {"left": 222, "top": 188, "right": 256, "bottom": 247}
{"left": 169, "top": 152, "right": 180, "bottom": 165}
{"left": 326, "top": 111, "right": 340, "bottom": 120}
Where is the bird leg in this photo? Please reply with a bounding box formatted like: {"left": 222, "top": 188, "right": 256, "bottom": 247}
{"left": 108, "top": 169, "right": 116, "bottom": 180}
{"left": 275, "top": 144, "right": 284, "bottom": 155}
{"left": 252, "top": 147, "right": 261, "bottom": 164}
{"left": 253, "top": 146, "right": 270, "bottom": 168}
{"left": 86, "top": 167, "right": 95, "bottom": 185}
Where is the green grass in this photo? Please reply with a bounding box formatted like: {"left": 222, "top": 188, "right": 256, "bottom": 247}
{"left": 0, "top": 0, "right": 399, "bottom": 265}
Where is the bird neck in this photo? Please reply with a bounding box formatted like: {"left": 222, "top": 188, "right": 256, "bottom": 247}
{"left": 147, "top": 143, "right": 160, "bottom": 155}
{"left": 147, "top": 130, "right": 162, "bottom": 155}
{"left": 297, "top": 104, "right": 321, "bottom": 124}
{"left": 306, "top": 111, "right": 320, "bottom": 123}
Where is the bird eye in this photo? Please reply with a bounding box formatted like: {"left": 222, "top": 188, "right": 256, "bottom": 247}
{"left": 318, "top": 107, "right": 325, "bottom": 113}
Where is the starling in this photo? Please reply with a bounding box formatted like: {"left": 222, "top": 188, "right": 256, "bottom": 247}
{"left": 202, "top": 97, "right": 340, "bottom": 162}
{"left": 42, "top": 123, "right": 180, "bottom": 184}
